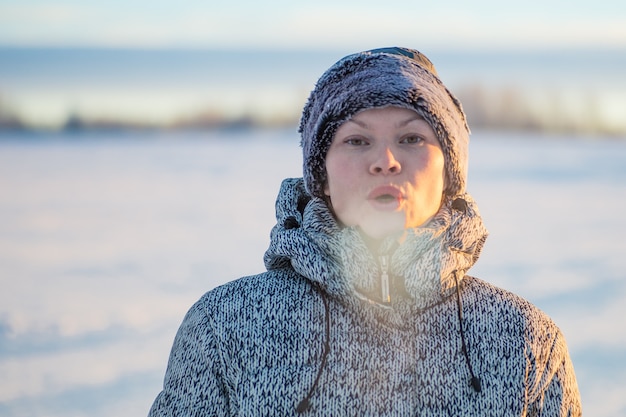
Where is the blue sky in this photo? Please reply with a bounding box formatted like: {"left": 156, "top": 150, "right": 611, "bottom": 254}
{"left": 1, "top": 0, "right": 625, "bottom": 50}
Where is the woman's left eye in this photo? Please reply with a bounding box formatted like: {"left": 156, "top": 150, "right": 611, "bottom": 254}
{"left": 345, "top": 137, "right": 368, "bottom": 146}
{"left": 400, "top": 135, "right": 423, "bottom": 144}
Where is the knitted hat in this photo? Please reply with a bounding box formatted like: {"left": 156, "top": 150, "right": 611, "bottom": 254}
{"left": 299, "top": 47, "right": 470, "bottom": 199}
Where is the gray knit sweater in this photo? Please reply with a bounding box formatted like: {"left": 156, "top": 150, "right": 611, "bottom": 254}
{"left": 149, "top": 178, "right": 581, "bottom": 416}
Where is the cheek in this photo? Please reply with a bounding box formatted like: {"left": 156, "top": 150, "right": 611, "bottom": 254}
{"left": 422, "top": 148, "right": 446, "bottom": 188}
{"left": 324, "top": 154, "right": 350, "bottom": 196}
{"left": 438, "top": 155, "right": 447, "bottom": 191}
{"left": 324, "top": 158, "right": 357, "bottom": 224}
{"left": 433, "top": 150, "right": 447, "bottom": 191}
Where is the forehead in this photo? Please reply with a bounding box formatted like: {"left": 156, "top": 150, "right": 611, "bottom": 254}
{"left": 339, "top": 106, "right": 427, "bottom": 130}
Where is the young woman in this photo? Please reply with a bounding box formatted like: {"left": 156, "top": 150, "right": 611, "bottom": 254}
{"left": 149, "top": 47, "right": 581, "bottom": 416}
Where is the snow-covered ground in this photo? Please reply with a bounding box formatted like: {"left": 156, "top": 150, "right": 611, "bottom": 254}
{"left": 0, "top": 129, "right": 624, "bottom": 416}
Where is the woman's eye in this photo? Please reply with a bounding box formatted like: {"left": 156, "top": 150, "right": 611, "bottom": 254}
{"left": 401, "top": 135, "right": 423, "bottom": 144}
{"left": 345, "top": 137, "right": 368, "bottom": 146}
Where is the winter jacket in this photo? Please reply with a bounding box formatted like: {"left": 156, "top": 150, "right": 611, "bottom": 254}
{"left": 149, "top": 177, "right": 581, "bottom": 416}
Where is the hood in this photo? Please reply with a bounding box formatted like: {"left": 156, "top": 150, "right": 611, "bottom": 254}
{"left": 264, "top": 178, "right": 488, "bottom": 311}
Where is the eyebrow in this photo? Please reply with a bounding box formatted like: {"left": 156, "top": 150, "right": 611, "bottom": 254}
{"left": 347, "top": 113, "right": 425, "bottom": 129}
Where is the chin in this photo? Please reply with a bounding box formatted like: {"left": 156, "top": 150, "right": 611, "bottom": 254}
{"left": 359, "top": 218, "right": 406, "bottom": 241}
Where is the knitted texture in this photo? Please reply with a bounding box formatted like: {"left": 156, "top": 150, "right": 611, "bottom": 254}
{"left": 149, "top": 178, "right": 581, "bottom": 416}
{"left": 299, "top": 47, "right": 470, "bottom": 198}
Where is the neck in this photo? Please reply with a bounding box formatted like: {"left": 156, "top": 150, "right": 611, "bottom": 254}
{"left": 358, "top": 228, "right": 406, "bottom": 254}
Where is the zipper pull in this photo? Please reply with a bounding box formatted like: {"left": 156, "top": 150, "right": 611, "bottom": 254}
{"left": 380, "top": 255, "right": 391, "bottom": 304}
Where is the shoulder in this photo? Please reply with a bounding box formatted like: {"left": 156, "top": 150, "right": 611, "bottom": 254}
{"left": 462, "top": 276, "right": 562, "bottom": 344}
{"left": 463, "top": 276, "right": 555, "bottom": 323}
{"left": 191, "top": 268, "right": 315, "bottom": 328}
{"left": 203, "top": 267, "right": 309, "bottom": 304}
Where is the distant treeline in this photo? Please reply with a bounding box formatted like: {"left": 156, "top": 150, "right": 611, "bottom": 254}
{"left": 454, "top": 84, "right": 622, "bottom": 136}
{"left": 1, "top": 85, "right": 624, "bottom": 137}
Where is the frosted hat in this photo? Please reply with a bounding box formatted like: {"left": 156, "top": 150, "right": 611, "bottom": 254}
{"left": 299, "top": 47, "right": 470, "bottom": 199}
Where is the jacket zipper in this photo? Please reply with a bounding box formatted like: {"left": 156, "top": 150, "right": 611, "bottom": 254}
{"left": 380, "top": 255, "right": 391, "bottom": 304}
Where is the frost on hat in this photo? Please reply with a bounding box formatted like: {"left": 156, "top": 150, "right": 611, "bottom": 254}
{"left": 299, "top": 47, "right": 470, "bottom": 199}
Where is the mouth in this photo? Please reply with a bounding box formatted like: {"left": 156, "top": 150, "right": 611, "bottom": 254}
{"left": 374, "top": 194, "right": 399, "bottom": 203}
{"left": 368, "top": 186, "right": 403, "bottom": 205}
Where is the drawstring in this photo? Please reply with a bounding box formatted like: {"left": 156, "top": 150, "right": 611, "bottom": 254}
{"left": 454, "top": 273, "right": 482, "bottom": 393}
{"left": 296, "top": 282, "right": 331, "bottom": 413}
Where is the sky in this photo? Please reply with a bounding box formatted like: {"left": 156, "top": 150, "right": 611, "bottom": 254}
{"left": 1, "top": 0, "right": 625, "bottom": 131}
{"left": 0, "top": 0, "right": 626, "bottom": 50}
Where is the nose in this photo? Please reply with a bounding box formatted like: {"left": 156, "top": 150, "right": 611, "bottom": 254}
{"left": 370, "top": 146, "right": 401, "bottom": 175}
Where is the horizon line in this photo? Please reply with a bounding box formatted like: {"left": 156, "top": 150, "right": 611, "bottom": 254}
{"left": 1, "top": 43, "right": 626, "bottom": 54}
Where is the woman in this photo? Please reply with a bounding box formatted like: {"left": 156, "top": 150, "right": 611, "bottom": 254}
{"left": 149, "top": 47, "right": 581, "bottom": 416}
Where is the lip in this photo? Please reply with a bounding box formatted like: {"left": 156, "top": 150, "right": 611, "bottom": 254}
{"left": 367, "top": 185, "right": 404, "bottom": 209}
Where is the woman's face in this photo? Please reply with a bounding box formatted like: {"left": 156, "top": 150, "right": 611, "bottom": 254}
{"left": 324, "top": 106, "right": 446, "bottom": 240}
